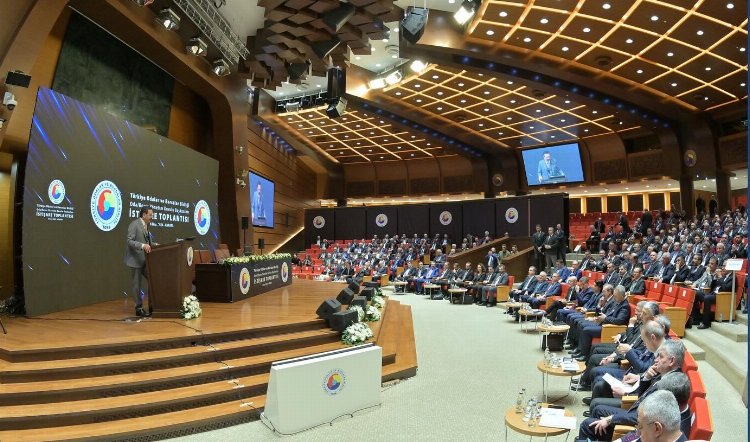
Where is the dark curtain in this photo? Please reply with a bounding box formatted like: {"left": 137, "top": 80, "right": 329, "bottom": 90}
{"left": 462, "top": 200, "right": 497, "bottom": 238}
{"left": 334, "top": 207, "right": 366, "bottom": 240}
{"left": 530, "top": 194, "right": 566, "bottom": 232}
{"left": 397, "top": 204, "right": 429, "bottom": 236}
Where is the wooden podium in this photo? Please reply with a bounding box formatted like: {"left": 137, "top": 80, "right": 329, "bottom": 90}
{"left": 145, "top": 240, "right": 194, "bottom": 318}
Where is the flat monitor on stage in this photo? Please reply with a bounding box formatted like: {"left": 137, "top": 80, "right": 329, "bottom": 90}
{"left": 521, "top": 143, "right": 584, "bottom": 187}
{"left": 249, "top": 172, "right": 274, "bottom": 228}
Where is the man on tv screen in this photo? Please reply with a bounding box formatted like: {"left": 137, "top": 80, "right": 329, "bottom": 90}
{"left": 252, "top": 181, "right": 265, "bottom": 224}
{"left": 536, "top": 151, "right": 565, "bottom": 184}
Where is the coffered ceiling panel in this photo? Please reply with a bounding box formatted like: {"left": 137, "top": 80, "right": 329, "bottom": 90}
{"left": 468, "top": 0, "right": 748, "bottom": 111}
{"left": 265, "top": 107, "right": 468, "bottom": 164}
{"left": 362, "top": 64, "right": 647, "bottom": 149}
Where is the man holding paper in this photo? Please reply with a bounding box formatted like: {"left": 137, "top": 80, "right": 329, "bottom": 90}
{"left": 576, "top": 340, "right": 685, "bottom": 442}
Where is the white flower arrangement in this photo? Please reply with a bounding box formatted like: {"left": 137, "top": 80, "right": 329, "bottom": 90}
{"left": 371, "top": 296, "right": 385, "bottom": 309}
{"left": 348, "top": 305, "right": 365, "bottom": 322}
{"left": 363, "top": 305, "right": 381, "bottom": 322}
{"left": 341, "top": 322, "right": 373, "bottom": 345}
{"left": 223, "top": 253, "right": 292, "bottom": 265}
{"left": 181, "top": 295, "right": 202, "bottom": 320}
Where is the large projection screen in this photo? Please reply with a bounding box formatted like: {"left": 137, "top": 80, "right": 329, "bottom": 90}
{"left": 22, "top": 88, "right": 220, "bottom": 316}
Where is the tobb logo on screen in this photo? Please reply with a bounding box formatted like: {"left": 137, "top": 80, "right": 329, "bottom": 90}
{"left": 322, "top": 369, "right": 346, "bottom": 395}
{"left": 239, "top": 267, "right": 251, "bottom": 295}
{"left": 439, "top": 210, "right": 452, "bottom": 226}
{"left": 505, "top": 207, "right": 519, "bottom": 224}
{"left": 90, "top": 180, "right": 122, "bottom": 231}
{"left": 193, "top": 200, "right": 211, "bottom": 236}
{"left": 375, "top": 213, "right": 388, "bottom": 227}
{"left": 313, "top": 216, "right": 325, "bottom": 229}
{"left": 280, "top": 261, "right": 289, "bottom": 282}
{"left": 48, "top": 180, "right": 66, "bottom": 205}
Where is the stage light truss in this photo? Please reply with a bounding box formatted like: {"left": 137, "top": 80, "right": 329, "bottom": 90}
{"left": 172, "top": 0, "right": 250, "bottom": 65}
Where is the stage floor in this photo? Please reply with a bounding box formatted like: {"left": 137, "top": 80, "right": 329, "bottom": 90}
{"left": 0, "top": 279, "right": 341, "bottom": 354}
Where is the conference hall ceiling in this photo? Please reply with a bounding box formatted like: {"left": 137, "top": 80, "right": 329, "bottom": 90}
{"left": 218, "top": 0, "right": 748, "bottom": 164}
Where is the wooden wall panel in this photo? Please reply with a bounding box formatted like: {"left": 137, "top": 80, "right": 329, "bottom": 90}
{"left": 246, "top": 126, "right": 317, "bottom": 251}
{"left": 0, "top": 171, "right": 11, "bottom": 298}
{"left": 168, "top": 82, "right": 210, "bottom": 152}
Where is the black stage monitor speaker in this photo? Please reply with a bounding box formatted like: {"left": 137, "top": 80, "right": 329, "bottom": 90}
{"left": 360, "top": 287, "right": 375, "bottom": 301}
{"left": 316, "top": 298, "right": 341, "bottom": 319}
{"left": 336, "top": 287, "right": 355, "bottom": 305}
{"left": 326, "top": 97, "right": 347, "bottom": 118}
{"left": 347, "top": 281, "right": 360, "bottom": 294}
{"left": 351, "top": 296, "right": 367, "bottom": 308}
{"left": 401, "top": 7, "right": 428, "bottom": 45}
{"left": 258, "top": 238, "right": 265, "bottom": 249}
{"left": 329, "top": 309, "right": 358, "bottom": 331}
{"left": 5, "top": 71, "right": 32, "bottom": 88}
{"left": 241, "top": 216, "right": 249, "bottom": 230}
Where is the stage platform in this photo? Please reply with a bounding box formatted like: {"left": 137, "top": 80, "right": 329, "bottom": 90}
{"left": 0, "top": 279, "right": 417, "bottom": 441}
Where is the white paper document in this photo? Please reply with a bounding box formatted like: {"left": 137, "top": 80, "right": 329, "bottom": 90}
{"left": 539, "top": 414, "right": 577, "bottom": 430}
{"left": 539, "top": 407, "right": 565, "bottom": 417}
{"left": 602, "top": 373, "right": 640, "bottom": 393}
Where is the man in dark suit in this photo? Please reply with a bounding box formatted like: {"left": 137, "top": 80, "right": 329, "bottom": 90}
{"left": 124, "top": 206, "right": 154, "bottom": 317}
{"left": 577, "top": 339, "right": 685, "bottom": 441}
{"left": 640, "top": 208, "right": 653, "bottom": 235}
{"left": 532, "top": 224, "right": 547, "bottom": 272}
{"left": 510, "top": 266, "right": 538, "bottom": 302}
{"left": 696, "top": 265, "right": 735, "bottom": 329}
{"left": 528, "top": 273, "right": 562, "bottom": 309}
{"left": 485, "top": 247, "right": 499, "bottom": 269}
{"left": 624, "top": 267, "right": 646, "bottom": 297}
{"left": 571, "top": 284, "right": 632, "bottom": 360}
{"left": 668, "top": 256, "right": 690, "bottom": 284}
{"left": 543, "top": 226, "right": 559, "bottom": 272}
{"left": 481, "top": 264, "right": 509, "bottom": 307}
{"left": 555, "top": 223, "right": 566, "bottom": 260}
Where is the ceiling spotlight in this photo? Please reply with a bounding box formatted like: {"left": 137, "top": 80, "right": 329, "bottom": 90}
{"left": 602, "top": 3, "right": 611, "bottom": 9}
{"left": 410, "top": 60, "right": 428, "bottom": 72}
{"left": 454, "top": 0, "right": 478, "bottom": 25}
{"left": 186, "top": 37, "right": 207, "bottom": 56}
{"left": 212, "top": 59, "right": 230, "bottom": 76}
{"left": 650, "top": 15, "right": 659, "bottom": 21}
{"left": 158, "top": 8, "right": 180, "bottom": 30}
{"left": 385, "top": 71, "right": 403, "bottom": 85}
{"left": 369, "top": 78, "right": 387, "bottom": 89}
{"left": 540, "top": 18, "right": 549, "bottom": 24}
{"left": 562, "top": 46, "right": 569, "bottom": 52}
{"left": 401, "top": 7, "right": 429, "bottom": 44}
{"left": 696, "top": 30, "right": 704, "bottom": 35}
{"left": 727, "top": 3, "right": 734, "bottom": 9}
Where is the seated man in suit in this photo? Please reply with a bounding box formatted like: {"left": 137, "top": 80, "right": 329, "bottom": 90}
{"left": 613, "top": 375, "right": 693, "bottom": 442}
{"left": 526, "top": 272, "right": 562, "bottom": 309}
{"left": 481, "top": 264, "right": 509, "bottom": 307}
{"left": 557, "top": 280, "right": 603, "bottom": 323}
{"left": 586, "top": 318, "right": 665, "bottom": 405}
{"left": 438, "top": 262, "right": 460, "bottom": 297}
{"left": 510, "top": 266, "right": 538, "bottom": 302}
{"left": 547, "top": 276, "right": 592, "bottom": 319}
{"left": 519, "top": 272, "right": 549, "bottom": 305}
{"left": 624, "top": 267, "right": 646, "bottom": 297}
{"left": 576, "top": 339, "right": 685, "bottom": 442}
{"left": 415, "top": 261, "right": 440, "bottom": 294}
{"left": 668, "top": 256, "right": 690, "bottom": 284}
{"left": 570, "top": 284, "right": 632, "bottom": 360}
{"left": 696, "top": 264, "right": 734, "bottom": 329}
{"left": 564, "top": 284, "right": 615, "bottom": 349}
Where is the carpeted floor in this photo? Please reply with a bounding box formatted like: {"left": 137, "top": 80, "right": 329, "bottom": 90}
{"left": 171, "top": 289, "right": 746, "bottom": 441}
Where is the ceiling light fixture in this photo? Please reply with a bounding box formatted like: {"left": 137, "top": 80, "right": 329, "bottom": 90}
{"left": 410, "top": 60, "right": 428, "bottom": 72}
{"left": 540, "top": 18, "right": 549, "bottom": 24}
{"left": 650, "top": 15, "right": 659, "bottom": 21}
{"left": 696, "top": 30, "right": 704, "bottom": 35}
{"left": 602, "top": 3, "right": 611, "bottom": 9}
{"left": 454, "top": 0, "right": 479, "bottom": 25}
{"left": 369, "top": 78, "right": 387, "bottom": 89}
{"left": 385, "top": 71, "right": 403, "bottom": 85}
{"left": 212, "top": 58, "right": 230, "bottom": 76}
{"left": 583, "top": 27, "right": 591, "bottom": 33}
{"left": 499, "top": 11, "right": 508, "bottom": 17}
{"left": 523, "top": 37, "right": 532, "bottom": 43}
{"left": 625, "top": 38, "right": 633, "bottom": 44}
{"left": 486, "top": 30, "right": 495, "bottom": 36}
{"left": 562, "top": 46, "right": 569, "bottom": 52}
{"left": 186, "top": 36, "right": 207, "bottom": 56}
{"left": 158, "top": 8, "right": 180, "bottom": 30}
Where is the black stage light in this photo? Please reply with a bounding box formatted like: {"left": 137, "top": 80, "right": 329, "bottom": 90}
{"left": 326, "top": 97, "right": 347, "bottom": 118}
{"left": 401, "top": 7, "right": 428, "bottom": 45}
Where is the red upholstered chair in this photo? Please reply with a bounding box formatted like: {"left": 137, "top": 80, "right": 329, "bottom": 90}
{"left": 664, "top": 287, "right": 695, "bottom": 337}
{"left": 689, "top": 396, "right": 713, "bottom": 441}
{"left": 687, "top": 369, "right": 707, "bottom": 404}
{"left": 682, "top": 350, "right": 698, "bottom": 373}
{"left": 660, "top": 284, "right": 678, "bottom": 307}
